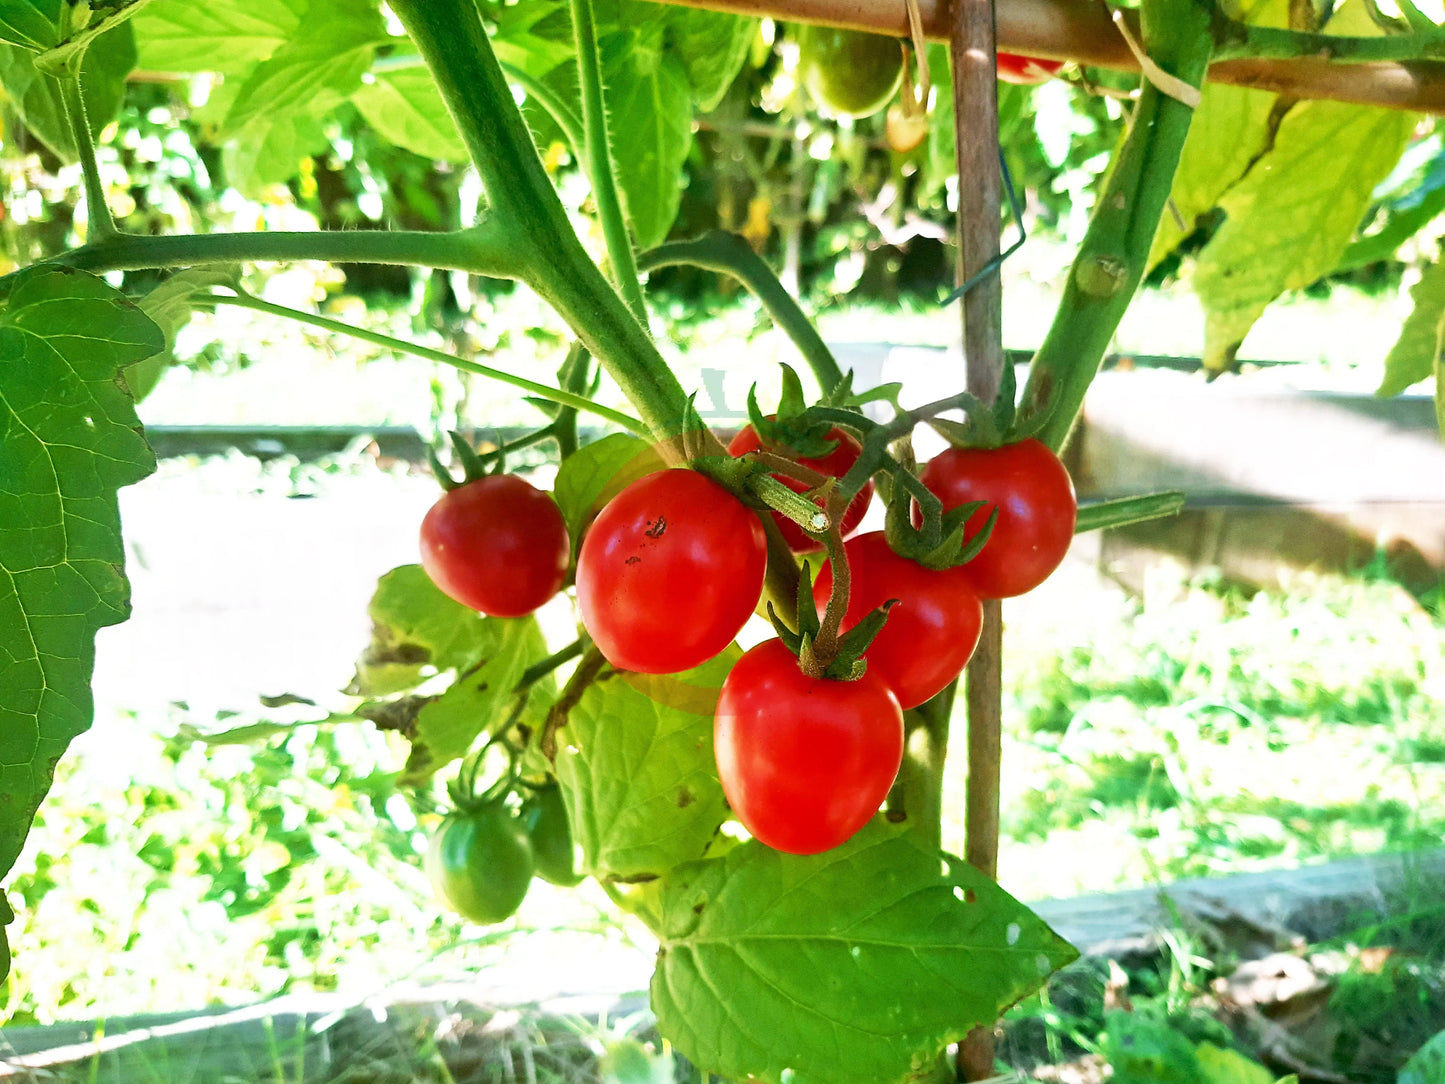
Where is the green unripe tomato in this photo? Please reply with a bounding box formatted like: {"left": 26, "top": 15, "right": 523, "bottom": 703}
{"left": 524, "top": 783, "right": 585, "bottom": 887}
{"left": 426, "top": 803, "right": 534, "bottom": 924}
{"left": 797, "top": 26, "right": 904, "bottom": 119}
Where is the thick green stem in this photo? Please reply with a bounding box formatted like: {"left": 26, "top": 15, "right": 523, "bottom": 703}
{"left": 1021, "top": 0, "right": 1215, "bottom": 452}
{"left": 58, "top": 69, "right": 115, "bottom": 240}
{"left": 388, "top": 0, "right": 707, "bottom": 451}
{"left": 215, "top": 293, "right": 648, "bottom": 435}
{"left": 569, "top": 0, "right": 649, "bottom": 327}
{"left": 1212, "top": 21, "right": 1445, "bottom": 62}
{"left": 36, "top": 225, "right": 519, "bottom": 277}
{"left": 639, "top": 231, "right": 846, "bottom": 394}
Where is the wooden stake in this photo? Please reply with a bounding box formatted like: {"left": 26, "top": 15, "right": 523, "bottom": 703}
{"left": 949, "top": 0, "right": 1006, "bottom": 1076}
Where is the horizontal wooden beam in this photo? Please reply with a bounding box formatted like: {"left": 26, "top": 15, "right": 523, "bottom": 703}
{"left": 664, "top": 0, "right": 1445, "bottom": 113}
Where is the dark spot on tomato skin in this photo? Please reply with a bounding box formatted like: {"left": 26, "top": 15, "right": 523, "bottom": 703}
{"left": 625, "top": 556, "right": 641, "bottom": 565}
{"left": 644, "top": 515, "right": 667, "bottom": 539}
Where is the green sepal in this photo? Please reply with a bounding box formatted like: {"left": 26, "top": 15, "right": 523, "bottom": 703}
{"left": 447, "top": 429, "right": 490, "bottom": 483}
{"left": 823, "top": 370, "right": 903, "bottom": 412}
{"left": 766, "top": 602, "right": 805, "bottom": 655}
{"left": 827, "top": 599, "right": 898, "bottom": 678}
{"left": 766, "top": 559, "right": 822, "bottom": 651}
{"left": 884, "top": 470, "right": 996, "bottom": 571}
{"left": 926, "top": 363, "right": 1053, "bottom": 449}
{"left": 745, "top": 368, "right": 839, "bottom": 460}
{"left": 428, "top": 447, "right": 462, "bottom": 492}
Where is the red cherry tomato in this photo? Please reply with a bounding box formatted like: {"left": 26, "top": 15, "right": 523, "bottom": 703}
{"left": 996, "top": 52, "right": 1065, "bottom": 84}
{"left": 420, "top": 474, "right": 570, "bottom": 618}
{"left": 727, "top": 423, "right": 873, "bottom": 553}
{"left": 813, "top": 532, "right": 983, "bottom": 710}
{"left": 714, "top": 639, "right": 904, "bottom": 855}
{"left": 576, "top": 469, "right": 767, "bottom": 674}
{"left": 917, "top": 438, "right": 1077, "bottom": 600}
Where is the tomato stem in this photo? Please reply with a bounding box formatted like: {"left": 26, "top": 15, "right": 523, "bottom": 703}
{"left": 539, "top": 648, "right": 610, "bottom": 762}
{"left": 639, "top": 231, "right": 846, "bottom": 394}
{"left": 569, "top": 0, "right": 650, "bottom": 328}
{"left": 58, "top": 68, "right": 117, "bottom": 242}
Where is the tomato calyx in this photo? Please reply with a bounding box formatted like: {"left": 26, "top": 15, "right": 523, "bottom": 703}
{"left": 887, "top": 468, "right": 998, "bottom": 571}
{"left": 926, "top": 356, "right": 1050, "bottom": 452}
{"left": 768, "top": 555, "right": 894, "bottom": 682}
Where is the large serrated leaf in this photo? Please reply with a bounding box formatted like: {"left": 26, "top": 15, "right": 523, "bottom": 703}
{"left": 1191, "top": 0, "right": 1416, "bottom": 371}
{"left": 351, "top": 65, "right": 467, "bottom": 162}
{"left": 402, "top": 616, "right": 549, "bottom": 784}
{"left": 551, "top": 433, "right": 664, "bottom": 556}
{"left": 665, "top": 5, "right": 755, "bottom": 113}
{"left": 132, "top": 0, "right": 306, "bottom": 75}
{"left": 0, "top": 20, "right": 135, "bottom": 162}
{"left": 127, "top": 268, "right": 240, "bottom": 401}
{"left": 0, "top": 0, "right": 62, "bottom": 52}
{"left": 602, "top": 26, "right": 692, "bottom": 250}
{"left": 219, "top": 0, "right": 385, "bottom": 138}
{"left": 1379, "top": 258, "right": 1445, "bottom": 398}
{"left": 0, "top": 266, "right": 163, "bottom": 977}
{"left": 348, "top": 564, "right": 495, "bottom": 698}
{"left": 555, "top": 650, "right": 733, "bottom": 881}
{"left": 652, "top": 822, "right": 1077, "bottom": 1084}
{"left": 1146, "top": 0, "right": 1285, "bottom": 271}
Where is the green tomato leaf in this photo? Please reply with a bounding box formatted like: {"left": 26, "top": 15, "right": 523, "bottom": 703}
{"left": 1194, "top": 1043, "right": 1276, "bottom": 1084}
{"left": 602, "top": 27, "right": 693, "bottom": 249}
{"left": 219, "top": 0, "right": 386, "bottom": 138}
{"left": 132, "top": 0, "right": 306, "bottom": 74}
{"left": 0, "top": 20, "right": 135, "bottom": 161}
{"left": 128, "top": 267, "right": 240, "bottom": 402}
{"left": 1146, "top": 84, "right": 1276, "bottom": 272}
{"left": 665, "top": 4, "right": 756, "bottom": 113}
{"left": 347, "top": 564, "right": 495, "bottom": 698}
{"left": 0, "top": 0, "right": 62, "bottom": 51}
{"left": 220, "top": 110, "right": 329, "bottom": 196}
{"left": 652, "top": 821, "right": 1076, "bottom": 1084}
{"left": 555, "top": 650, "right": 733, "bottom": 881}
{"left": 402, "top": 616, "right": 548, "bottom": 784}
{"left": 0, "top": 267, "right": 163, "bottom": 978}
{"left": 352, "top": 64, "right": 467, "bottom": 162}
{"left": 1378, "top": 257, "right": 1445, "bottom": 398}
{"left": 492, "top": 0, "right": 574, "bottom": 78}
{"left": 1399, "top": 1028, "right": 1445, "bottom": 1084}
{"left": 1192, "top": 0, "right": 1416, "bottom": 372}
{"left": 1146, "top": 0, "right": 1285, "bottom": 271}
{"left": 552, "top": 434, "right": 665, "bottom": 556}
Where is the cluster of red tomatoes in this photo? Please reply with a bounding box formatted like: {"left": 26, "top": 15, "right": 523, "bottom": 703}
{"left": 418, "top": 430, "right": 1075, "bottom": 864}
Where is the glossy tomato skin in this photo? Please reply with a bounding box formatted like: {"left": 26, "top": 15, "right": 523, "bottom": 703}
{"left": 797, "top": 26, "right": 904, "bottom": 119}
{"left": 523, "top": 783, "right": 584, "bottom": 887}
{"left": 420, "top": 475, "right": 570, "bottom": 618}
{"left": 714, "top": 639, "right": 904, "bottom": 855}
{"left": 813, "top": 532, "right": 983, "bottom": 710}
{"left": 726, "top": 424, "right": 873, "bottom": 553}
{"left": 917, "top": 438, "right": 1077, "bottom": 599}
{"left": 426, "top": 804, "right": 535, "bottom": 925}
{"left": 576, "top": 469, "right": 768, "bottom": 674}
{"left": 996, "top": 52, "right": 1065, "bottom": 84}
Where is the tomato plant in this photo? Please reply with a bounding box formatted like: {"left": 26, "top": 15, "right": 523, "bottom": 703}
{"left": 813, "top": 532, "right": 984, "bottom": 710}
{"left": 576, "top": 469, "right": 768, "bottom": 674}
{"left": 917, "top": 439, "right": 1078, "bottom": 599}
{"left": 996, "top": 53, "right": 1065, "bottom": 84}
{"left": 420, "top": 475, "right": 570, "bottom": 618}
{"left": 727, "top": 423, "right": 873, "bottom": 553}
{"left": 425, "top": 802, "right": 535, "bottom": 925}
{"left": 522, "top": 783, "right": 584, "bottom": 887}
{"left": 795, "top": 25, "right": 904, "bottom": 119}
{"left": 714, "top": 638, "right": 904, "bottom": 855}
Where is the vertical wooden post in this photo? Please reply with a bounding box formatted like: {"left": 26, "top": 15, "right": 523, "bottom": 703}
{"left": 948, "top": 0, "right": 1005, "bottom": 1078}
